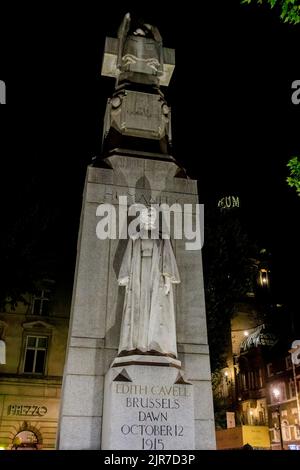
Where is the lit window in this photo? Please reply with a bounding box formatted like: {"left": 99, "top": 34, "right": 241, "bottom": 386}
{"left": 0, "top": 339, "right": 6, "bottom": 365}
{"left": 257, "top": 268, "right": 270, "bottom": 288}
{"left": 272, "top": 428, "right": 280, "bottom": 442}
{"left": 23, "top": 336, "right": 48, "bottom": 374}
{"left": 258, "top": 368, "right": 263, "bottom": 388}
{"left": 13, "top": 430, "right": 38, "bottom": 450}
{"left": 271, "top": 382, "right": 287, "bottom": 403}
{"left": 282, "top": 420, "right": 291, "bottom": 441}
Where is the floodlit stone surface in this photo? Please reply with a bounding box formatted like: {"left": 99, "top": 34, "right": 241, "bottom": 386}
{"left": 102, "top": 363, "right": 195, "bottom": 450}
{"left": 58, "top": 160, "right": 215, "bottom": 449}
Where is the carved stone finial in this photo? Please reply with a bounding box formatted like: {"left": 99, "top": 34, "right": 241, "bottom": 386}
{"left": 101, "top": 13, "right": 175, "bottom": 87}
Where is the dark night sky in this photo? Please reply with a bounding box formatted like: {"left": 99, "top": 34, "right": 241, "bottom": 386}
{"left": 0, "top": 1, "right": 299, "bottom": 308}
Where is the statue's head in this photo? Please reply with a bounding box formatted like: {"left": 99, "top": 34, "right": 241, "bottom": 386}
{"left": 140, "top": 206, "right": 157, "bottom": 230}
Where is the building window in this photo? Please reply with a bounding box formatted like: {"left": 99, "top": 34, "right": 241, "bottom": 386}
{"left": 259, "top": 410, "right": 265, "bottom": 425}
{"left": 13, "top": 430, "right": 38, "bottom": 450}
{"left": 249, "top": 371, "right": 254, "bottom": 389}
{"left": 257, "top": 368, "right": 263, "bottom": 388}
{"left": 0, "top": 339, "right": 6, "bottom": 365}
{"left": 289, "top": 380, "right": 296, "bottom": 399}
{"left": 271, "top": 382, "right": 287, "bottom": 403}
{"left": 23, "top": 336, "right": 48, "bottom": 374}
{"left": 282, "top": 420, "right": 291, "bottom": 441}
{"left": 31, "top": 290, "right": 50, "bottom": 316}
{"left": 241, "top": 372, "right": 247, "bottom": 390}
{"left": 281, "top": 409, "right": 288, "bottom": 418}
{"left": 272, "top": 428, "right": 280, "bottom": 442}
{"left": 267, "top": 363, "right": 273, "bottom": 377}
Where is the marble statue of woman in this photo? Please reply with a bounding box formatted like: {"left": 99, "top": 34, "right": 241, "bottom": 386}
{"left": 118, "top": 207, "right": 180, "bottom": 358}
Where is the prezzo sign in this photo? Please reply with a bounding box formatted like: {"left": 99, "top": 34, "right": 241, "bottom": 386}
{"left": 7, "top": 404, "right": 48, "bottom": 417}
{"left": 0, "top": 81, "right": 5, "bottom": 104}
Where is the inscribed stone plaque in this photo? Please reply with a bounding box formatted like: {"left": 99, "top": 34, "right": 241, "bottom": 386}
{"left": 123, "top": 91, "right": 161, "bottom": 135}
{"left": 102, "top": 364, "right": 195, "bottom": 450}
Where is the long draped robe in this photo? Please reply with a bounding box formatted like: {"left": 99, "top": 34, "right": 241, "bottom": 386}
{"left": 118, "top": 236, "right": 180, "bottom": 357}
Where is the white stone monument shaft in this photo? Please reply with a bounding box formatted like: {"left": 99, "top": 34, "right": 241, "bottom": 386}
{"left": 57, "top": 12, "right": 215, "bottom": 450}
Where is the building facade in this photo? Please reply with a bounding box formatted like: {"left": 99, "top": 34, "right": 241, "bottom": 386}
{"left": 266, "top": 349, "right": 300, "bottom": 450}
{"left": 215, "top": 299, "right": 300, "bottom": 450}
{"left": 0, "top": 281, "right": 70, "bottom": 450}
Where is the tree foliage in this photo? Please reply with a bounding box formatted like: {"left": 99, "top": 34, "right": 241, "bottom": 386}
{"left": 242, "top": 0, "right": 300, "bottom": 24}
{"left": 287, "top": 156, "right": 300, "bottom": 196}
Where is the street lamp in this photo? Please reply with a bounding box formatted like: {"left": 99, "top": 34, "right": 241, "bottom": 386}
{"left": 272, "top": 387, "right": 284, "bottom": 450}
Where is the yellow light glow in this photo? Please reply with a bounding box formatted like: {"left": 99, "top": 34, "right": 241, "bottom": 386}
{"left": 244, "top": 331, "right": 249, "bottom": 337}
{"left": 258, "top": 268, "right": 269, "bottom": 288}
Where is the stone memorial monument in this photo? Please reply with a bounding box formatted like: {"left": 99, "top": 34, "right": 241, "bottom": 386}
{"left": 57, "top": 13, "right": 216, "bottom": 450}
